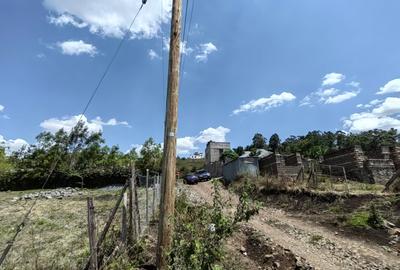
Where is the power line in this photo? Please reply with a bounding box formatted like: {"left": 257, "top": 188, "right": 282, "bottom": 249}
{"left": 161, "top": 0, "right": 167, "bottom": 118}
{"left": 180, "top": 0, "right": 195, "bottom": 79}
{"left": 0, "top": 3, "right": 146, "bottom": 266}
{"left": 179, "top": 0, "right": 190, "bottom": 75}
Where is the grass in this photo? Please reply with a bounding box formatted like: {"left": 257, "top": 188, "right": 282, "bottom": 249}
{"left": 0, "top": 187, "right": 152, "bottom": 270}
{"left": 309, "top": 234, "right": 323, "bottom": 244}
{"left": 346, "top": 211, "right": 370, "bottom": 228}
{"left": 176, "top": 158, "right": 204, "bottom": 174}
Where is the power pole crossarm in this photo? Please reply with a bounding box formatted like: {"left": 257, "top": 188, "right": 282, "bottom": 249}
{"left": 156, "top": 0, "right": 182, "bottom": 268}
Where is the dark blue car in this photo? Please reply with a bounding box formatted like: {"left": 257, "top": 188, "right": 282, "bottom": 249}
{"left": 184, "top": 173, "right": 199, "bottom": 184}
{"left": 195, "top": 169, "right": 211, "bottom": 182}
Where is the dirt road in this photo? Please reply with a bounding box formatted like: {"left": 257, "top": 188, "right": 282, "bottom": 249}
{"left": 183, "top": 182, "right": 400, "bottom": 270}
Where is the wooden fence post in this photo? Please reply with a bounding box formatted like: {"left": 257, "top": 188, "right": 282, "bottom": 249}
{"left": 133, "top": 175, "right": 141, "bottom": 235}
{"left": 146, "top": 168, "right": 149, "bottom": 226}
{"left": 121, "top": 193, "right": 127, "bottom": 245}
{"left": 152, "top": 178, "right": 156, "bottom": 219}
{"left": 342, "top": 167, "right": 349, "bottom": 193}
{"left": 128, "top": 165, "right": 136, "bottom": 243}
{"left": 87, "top": 197, "right": 98, "bottom": 270}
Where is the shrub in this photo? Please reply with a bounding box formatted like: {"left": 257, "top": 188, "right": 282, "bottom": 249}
{"left": 367, "top": 205, "right": 384, "bottom": 229}
{"left": 169, "top": 180, "right": 259, "bottom": 269}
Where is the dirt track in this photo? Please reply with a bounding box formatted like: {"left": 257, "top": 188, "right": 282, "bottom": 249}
{"left": 184, "top": 182, "right": 400, "bottom": 270}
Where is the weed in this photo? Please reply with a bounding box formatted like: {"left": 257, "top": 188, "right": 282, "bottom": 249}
{"left": 309, "top": 234, "right": 323, "bottom": 244}
{"left": 168, "top": 180, "right": 259, "bottom": 270}
{"left": 347, "top": 211, "right": 370, "bottom": 228}
{"left": 367, "top": 205, "right": 384, "bottom": 229}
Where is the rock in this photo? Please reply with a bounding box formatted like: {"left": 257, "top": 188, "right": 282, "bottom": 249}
{"left": 264, "top": 254, "right": 274, "bottom": 259}
{"left": 383, "top": 220, "right": 396, "bottom": 229}
{"left": 388, "top": 228, "right": 400, "bottom": 236}
{"left": 273, "top": 261, "right": 280, "bottom": 268}
{"left": 240, "top": 246, "right": 246, "bottom": 253}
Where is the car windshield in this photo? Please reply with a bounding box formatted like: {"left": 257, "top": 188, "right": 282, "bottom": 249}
{"left": 197, "top": 170, "right": 206, "bottom": 173}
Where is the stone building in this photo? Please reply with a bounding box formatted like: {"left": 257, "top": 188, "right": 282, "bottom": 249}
{"left": 259, "top": 153, "right": 303, "bottom": 178}
{"left": 205, "top": 141, "right": 231, "bottom": 177}
{"left": 321, "top": 145, "right": 398, "bottom": 184}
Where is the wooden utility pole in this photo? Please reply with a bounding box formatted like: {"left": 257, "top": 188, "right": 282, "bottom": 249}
{"left": 87, "top": 198, "right": 98, "bottom": 270}
{"left": 156, "top": 0, "right": 182, "bottom": 268}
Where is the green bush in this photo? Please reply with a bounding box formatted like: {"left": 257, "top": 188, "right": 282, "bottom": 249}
{"left": 346, "top": 205, "right": 384, "bottom": 229}
{"left": 367, "top": 205, "right": 384, "bottom": 229}
{"left": 169, "top": 180, "right": 259, "bottom": 269}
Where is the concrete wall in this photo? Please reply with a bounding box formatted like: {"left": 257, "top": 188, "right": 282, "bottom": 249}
{"left": 222, "top": 157, "right": 259, "bottom": 183}
{"left": 206, "top": 161, "right": 224, "bottom": 178}
{"left": 205, "top": 141, "right": 231, "bottom": 164}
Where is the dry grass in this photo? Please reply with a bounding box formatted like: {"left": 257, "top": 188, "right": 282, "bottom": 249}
{"left": 0, "top": 187, "right": 152, "bottom": 270}
{"left": 251, "top": 174, "right": 386, "bottom": 195}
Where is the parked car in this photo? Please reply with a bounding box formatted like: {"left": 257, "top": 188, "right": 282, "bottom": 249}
{"left": 195, "top": 169, "right": 211, "bottom": 182}
{"left": 184, "top": 173, "right": 199, "bottom": 184}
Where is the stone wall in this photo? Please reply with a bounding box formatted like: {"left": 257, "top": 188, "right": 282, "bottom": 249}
{"left": 259, "top": 153, "right": 302, "bottom": 178}
{"left": 284, "top": 153, "right": 302, "bottom": 166}
{"left": 365, "top": 159, "right": 395, "bottom": 184}
{"left": 322, "top": 145, "right": 396, "bottom": 184}
{"left": 390, "top": 146, "right": 400, "bottom": 170}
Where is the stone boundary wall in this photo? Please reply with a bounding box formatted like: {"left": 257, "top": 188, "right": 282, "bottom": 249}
{"left": 284, "top": 153, "right": 302, "bottom": 166}
{"left": 390, "top": 146, "right": 400, "bottom": 170}
{"left": 259, "top": 153, "right": 302, "bottom": 178}
{"left": 323, "top": 145, "right": 397, "bottom": 184}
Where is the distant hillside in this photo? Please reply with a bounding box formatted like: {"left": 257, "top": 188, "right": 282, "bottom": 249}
{"left": 177, "top": 158, "right": 205, "bottom": 174}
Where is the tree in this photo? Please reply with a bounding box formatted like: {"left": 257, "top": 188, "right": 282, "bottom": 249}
{"left": 251, "top": 133, "right": 267, "bottom": 149}
{"left": 136, "top": 137, "right": 162, "bottom": 174}
{"left": 269, "top": 133, "right": 281, "bottom": 152}
{"left": 220, "top": 149, "right": 239, "bottom": 163}
{"left": 233, "top": 146, "right": 244, "bottom": 156}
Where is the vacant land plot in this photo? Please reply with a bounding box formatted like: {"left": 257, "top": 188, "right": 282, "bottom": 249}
{"left": 0, "top": 187, "right": 152, "bottom": 270}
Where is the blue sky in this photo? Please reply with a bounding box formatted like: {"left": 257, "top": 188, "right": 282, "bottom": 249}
{"left": 1, "top": 0, "right": 400, "bottom": 155}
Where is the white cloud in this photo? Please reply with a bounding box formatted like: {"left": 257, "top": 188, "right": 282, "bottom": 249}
{"left": 233, "top": 92, "right": 296, "bottom": 115}
{"left": 343, "top": 97, "right": 400, "bottom": 132}
{"left": 44, "top": 0, "right": 172, "bottom": 39}
{"left": 57, "top": 40, "right": 98, "bottom": 56}
{"left": 40, "top": 115, "right": 130, "bottom": 133}
{"left": 301, "top": 75, "right": 360, "bottom": 106}
{"left": 322, "top": 72, "right": 345, "bottom": 86}
{"left": 128, "top": 144, "right": 143, "bottom": 156}
{"left": 36, "top": 53, "right": 46, "bottom": 59}
{"left": 0, "top": 135, "right": 29, "bottom": 153}
{"left": 48, "top": 13, "right": 87, "bottom": 28}
{"left": 371, "top": 97, "right": 400, "bottom": 116}
{"left": 377, "top": 78, "right": 400, "bottom": 95}
{"left": 324, "top": 90, "right": 359, "bottom": 104}
{"left": 148, "top": 49, "right": 160, "bottom": 60}
{"left": 163, "top": 38, "right": 193, "bottom": 55}
{"left": 92, "top": 116, "right": 131, "bottom": 127}
{"left": 316, "top": 88, "right": 339, "bottom": 97}
{"left": 177, "top": 136, "right": 198, "bottom": 155}
{"left": 195, "top": 42, "right": 217, "bottom": 63}
{"left": 177, "top": 126, "right": 231, "bottom": 155}
{"left": 0, "top": 105, "right": 4, "bottom": 112}
{"left": 196, "top": 126, "right": 231, "bottom": 143}
{"left": 348, "top": 81, "right": 360, "bottom": 88}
